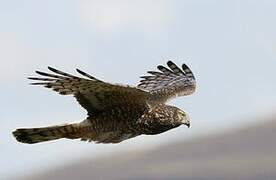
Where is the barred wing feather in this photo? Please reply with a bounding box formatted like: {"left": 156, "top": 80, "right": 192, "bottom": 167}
{"left": 138, "top": 61, "right": 196, "bottom": 102}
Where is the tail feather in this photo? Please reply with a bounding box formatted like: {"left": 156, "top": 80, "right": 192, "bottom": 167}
{"left": 13, "top": 124, "right": 79, "bottom": 144}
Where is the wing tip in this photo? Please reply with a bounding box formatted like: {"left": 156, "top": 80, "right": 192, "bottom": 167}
{"left": 157, "top": 65, "right": 164, "bottom": 70}
{"left": 76, "top": 68, "right": 100, "bottom": 81}
{"left": 76, "top": 68, "right": 82, "bottom": 73}
{"left": 35, "top": 70, "right": 46, "bottom": 76}
{"left": 47, "top": 66, "right": 58, "bottom": 72}
{"left": 167, "top": 60, "right": 175, "bottom": 66}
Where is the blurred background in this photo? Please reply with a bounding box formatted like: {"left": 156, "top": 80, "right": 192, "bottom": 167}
{"left": 1, "top": 0, "right": 276, "bottom": 179}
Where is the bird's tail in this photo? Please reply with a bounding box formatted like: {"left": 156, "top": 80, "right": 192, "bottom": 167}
{"left": 13, "top": 123, "right": 80, "bottom": 144}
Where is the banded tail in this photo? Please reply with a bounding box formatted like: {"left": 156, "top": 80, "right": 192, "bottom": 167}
{"left": 13, "top": 124, "right": 80, "bottom": 144}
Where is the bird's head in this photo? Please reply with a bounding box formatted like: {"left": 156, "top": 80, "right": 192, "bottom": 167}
{"left": 173, "top": 108, "right": 191, "bottom": 128}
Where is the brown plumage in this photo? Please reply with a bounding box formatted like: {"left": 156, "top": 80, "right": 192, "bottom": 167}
{"left": 13, "top": 61, "right": 196, "bottom": 144}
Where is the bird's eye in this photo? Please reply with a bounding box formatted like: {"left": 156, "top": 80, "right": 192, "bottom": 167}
{"left": 178, "top": 111, "right": 185, "bottom": 116}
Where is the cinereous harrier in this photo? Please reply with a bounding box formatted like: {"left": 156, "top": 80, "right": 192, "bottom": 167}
{"left": 13, "top": 61, "right": 196, "bottom": 144}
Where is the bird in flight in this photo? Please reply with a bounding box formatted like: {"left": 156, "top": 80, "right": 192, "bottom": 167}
{"left": 13, "top": 61, "right": 196, "bottom": 144}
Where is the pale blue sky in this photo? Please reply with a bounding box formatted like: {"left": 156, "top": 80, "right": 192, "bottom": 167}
{"left": 1, "top": 0, "right": 276, "bottom": 179}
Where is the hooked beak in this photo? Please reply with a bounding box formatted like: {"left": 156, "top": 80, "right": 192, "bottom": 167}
{"left": 184, "top": 122, "right": 190, "bottom": 128}
{"left": 183, "top": 114, "right": 191, "bottom": 128}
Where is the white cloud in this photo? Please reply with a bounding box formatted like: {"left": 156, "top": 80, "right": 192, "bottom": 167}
{"left": 78, "top": 0, "right": 173, "bottom": 32}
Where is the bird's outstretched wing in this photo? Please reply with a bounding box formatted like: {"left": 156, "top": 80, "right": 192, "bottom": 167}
{"left": 29, "top": 67, "right": 149, "bottom": 116}
{"left": 138, "top": 61, "right": 196, "bottom": 103}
